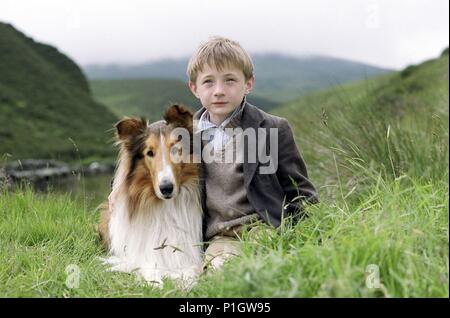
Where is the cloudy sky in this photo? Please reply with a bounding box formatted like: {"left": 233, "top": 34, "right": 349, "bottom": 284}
{"left": 0, "top": 0, "right": 448, "bottom": 69}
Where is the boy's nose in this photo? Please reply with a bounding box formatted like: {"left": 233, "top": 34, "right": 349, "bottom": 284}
{"left": 213, "top": 82, "right": 225, "bottom": 96}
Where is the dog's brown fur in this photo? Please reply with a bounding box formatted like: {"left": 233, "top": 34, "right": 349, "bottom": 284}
{"left": 97, "top": 104, "right": 197, "bottom": 250}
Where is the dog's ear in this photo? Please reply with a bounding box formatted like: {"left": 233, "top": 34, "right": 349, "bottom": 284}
{"left": 115, "top": 117, "right": 147, "bottom": 140}
{"left": 164, "top": 104, "right": 193, "bottom": 132}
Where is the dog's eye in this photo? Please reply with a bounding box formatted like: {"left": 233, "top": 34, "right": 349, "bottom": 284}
{"left": 147, "top": 150, "right": 154, "bottom": 157}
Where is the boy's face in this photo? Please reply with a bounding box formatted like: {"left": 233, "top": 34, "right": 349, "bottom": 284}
{"left": 189, "top": 64, "right": 254, "bottom": 125}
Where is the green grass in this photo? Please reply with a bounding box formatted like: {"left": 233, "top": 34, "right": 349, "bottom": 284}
{"left": 205, "top": 174, "right": 448, "bottom": 297}
{"left": 0, "top": 50, "right": 447, "bottom": 298}
{"left": 0, "top": 169, "right": 447, "bottom": 297}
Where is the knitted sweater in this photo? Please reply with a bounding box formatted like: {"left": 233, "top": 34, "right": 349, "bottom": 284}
{"left": 200, "top": 103, "right": 259, "bottom": 239}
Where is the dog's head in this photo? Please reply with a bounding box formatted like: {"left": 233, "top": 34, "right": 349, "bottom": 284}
{"left": 115, "top": 104, "right": 197, "bottom": 204}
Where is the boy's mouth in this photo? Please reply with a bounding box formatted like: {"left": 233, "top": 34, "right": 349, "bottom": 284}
{"left": 212, "top": 102, "right": 228, "bottom": 105}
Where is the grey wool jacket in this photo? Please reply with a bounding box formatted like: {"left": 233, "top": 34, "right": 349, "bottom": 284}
{"left": 193, "top": 101, "right": 319, "bottom": 231}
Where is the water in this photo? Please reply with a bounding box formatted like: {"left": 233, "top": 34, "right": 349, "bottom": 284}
{"left": 30, "top": 173, "right": 113, "bottom": 211}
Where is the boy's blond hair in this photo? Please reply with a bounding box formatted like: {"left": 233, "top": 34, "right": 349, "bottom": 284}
{"left": 187, "top": 36, "right": 254, "bottom": 83}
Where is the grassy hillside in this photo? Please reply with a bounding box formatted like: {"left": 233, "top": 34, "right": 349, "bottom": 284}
{"left": 84, "top": 53, "right": 391, "bottom": 104}
{"left": 0, "top": 49, "right": 447, "bottom": 298}
{"left": 0, "top": 22, "right": 118, "bottom": 162}
{"left": 0, "top": 176, "right": 447, "bottom": 297}
{"left": 90, "top": 78, "right": 279, "bottom": 121}
{"left": 274, "top": 49, "right": 449, "bottom": 188}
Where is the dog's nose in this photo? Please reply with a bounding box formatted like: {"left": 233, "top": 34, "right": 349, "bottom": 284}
{"left": 159, "top": 181, "right": 174, "bottom": 197}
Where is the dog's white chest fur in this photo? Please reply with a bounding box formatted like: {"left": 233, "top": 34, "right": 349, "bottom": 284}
{"left": 103, "top": 182, "right": 203, "bottom": 284}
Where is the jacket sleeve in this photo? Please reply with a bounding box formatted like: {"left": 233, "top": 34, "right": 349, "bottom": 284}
{"left": 276, "top": 118, "right": 319, "bottom": 216}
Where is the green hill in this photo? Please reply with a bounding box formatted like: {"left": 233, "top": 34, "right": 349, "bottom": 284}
{"left": 89, "top": 78, "right": 279, "bottom": 121}
{"left": 89, "top": 78, "right": 199, "bottom": 120}
{"left": 250, "top": 54, "right": 391, "bottom": 103}
{"left": 84, "top": 54, "right": 392, "bottom": 104}
{"left": 0, "top": 22, "right": 118, "bottom": 162}
{"left": 273, "top": 48, "right": 449, "bottom": 186}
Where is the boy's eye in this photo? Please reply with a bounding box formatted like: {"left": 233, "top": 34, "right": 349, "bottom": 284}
{"left": 226, "top": 78, "right": 236, "bottom": 82}
{"left": 203, "top": 79, "right": 212, "bottom": 84}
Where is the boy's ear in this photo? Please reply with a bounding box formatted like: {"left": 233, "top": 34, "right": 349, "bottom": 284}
{"left": 115, "top": 117, "right": 147, "bottom": 140}
{"left": 188, "top": 81, "right": 200, "bottom": 99}
{"left": 164, "top": 104, "right": 193, "bottom": 132}
{"left": 245, "top": 75, "right": 255, "bottom": 94}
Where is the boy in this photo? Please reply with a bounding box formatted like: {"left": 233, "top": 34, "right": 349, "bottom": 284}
{"left": 186, "top": 36, "right": 318, "bottom": 270}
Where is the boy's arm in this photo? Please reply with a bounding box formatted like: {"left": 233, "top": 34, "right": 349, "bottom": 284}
{"left": 276, "top": 119, "right": 319, "bottom": 216}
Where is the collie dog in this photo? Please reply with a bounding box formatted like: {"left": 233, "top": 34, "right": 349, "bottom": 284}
{"left": 97, "top": 105, "right": 203, "bottom": 286}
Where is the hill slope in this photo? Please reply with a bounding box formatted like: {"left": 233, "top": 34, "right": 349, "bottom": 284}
{"left": 89, "top": 79, "right": 200, "bottom": 119}
{"left": 84, "top": 54, "right": 392, "bottom": 103}
{"left": 0, "top": 22, "right": 118, "bottom": 161}
{"left": 273, "top": 48, "right": 449, "bottom": 187}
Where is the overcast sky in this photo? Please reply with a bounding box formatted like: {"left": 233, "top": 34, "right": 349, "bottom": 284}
{"left": 0, "top": 0, "right": 448, "bottom": 69}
